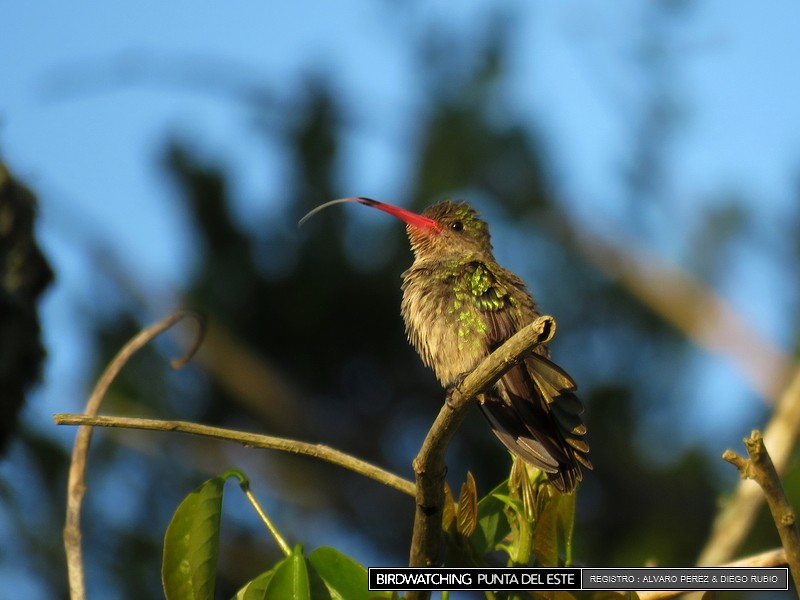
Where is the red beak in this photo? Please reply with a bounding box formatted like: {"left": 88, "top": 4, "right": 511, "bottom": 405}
{"left": 299, "top": 197, "right": 441, "bottom": 233}
{"left": 351, "top": 198, "right": 441, "bottom": 233}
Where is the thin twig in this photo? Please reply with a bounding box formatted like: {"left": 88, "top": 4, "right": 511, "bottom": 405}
{"left": 637, "top": 547, "right": 788, "bottom": 600}
{"left": 698, "top": 365, "right": 800, "bottom": 566}
{"left": 722, "top": 430, "right": 800, "bottom": 591}
{"left": 54, "top": 414, "right": 416, "bottom": 497}
{"left": 62, "top": 310, "right": 205, "bottom": 600}
{"left": 406, "top": 315, "right": 555, "bottom": 600}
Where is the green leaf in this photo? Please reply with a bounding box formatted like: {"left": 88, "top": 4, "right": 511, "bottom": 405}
{"left": 233, "top": 568, "right": 275, "bottom": 600}
{"left": 308, "top": 546, "right": 394, "bottom": 600}
{"left": 490, "top": 492, "right": 529, "bottom": 565}
{"left": 470, "top": 479, "right": 511, "bottom": 555}
{"left": 556, "top": 488, "right": 577, "bottom": 566}
{"left": 531, "top": 487, "right": 560, "bottom": 567}
{"left": 509, "top": 458, "right": 539, "bottom": 521}
{"left": 162, "top": 475, "right": 227, "bottom": 600}
{"left": 264, "top": 545, "right": 310, "bottom": 599}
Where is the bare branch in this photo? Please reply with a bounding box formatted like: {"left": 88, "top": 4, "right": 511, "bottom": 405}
{"left": 722, "top": 430, "right": 800, "bottom": 590}
{"left": 698, "top": 365, "right": 800, "bottom": 566}
{"left": 54, "top": 413, "right": 415, "bottom": 497}
{"left": 62, "top": 310, "right": 204, "bottom": 600}
{"left": 406, "top": 315, "right": 555, "bottom": 600}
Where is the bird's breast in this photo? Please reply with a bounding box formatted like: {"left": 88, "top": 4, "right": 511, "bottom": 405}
{"left": 400, "top": 266, "right": 490, "bottom": 386}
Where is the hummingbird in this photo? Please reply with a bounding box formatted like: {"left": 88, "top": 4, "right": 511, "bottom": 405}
{"left": 300, "top": 197, "right": 591, "bottom": 492}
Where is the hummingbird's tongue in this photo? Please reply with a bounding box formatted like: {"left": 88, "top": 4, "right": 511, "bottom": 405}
{"left": 354, "top": 198, "right": 441, "bottom": 233}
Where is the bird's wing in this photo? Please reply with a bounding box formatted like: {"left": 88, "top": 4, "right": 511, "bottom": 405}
{"left": 459, "top": 261, "right": 532, "bottom": 346}
{"left": 464, "top": 263, "right": 592, "bottom": 490}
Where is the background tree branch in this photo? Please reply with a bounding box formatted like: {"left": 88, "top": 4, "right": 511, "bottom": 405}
{"left": 565, "top": 224, "right": 794, "bottom": 404}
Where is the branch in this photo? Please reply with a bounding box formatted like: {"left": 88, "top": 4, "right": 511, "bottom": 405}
{"left": 406, "top": 315, "right": 555, "bottom": 587}
{"left": 566, "top": 223, "right": 793, "bottom": 403}
{"left": 62, "top": 310, "right": 204, "bottom": 600}
{"left": 54, "top": 413, "right": 415, "bottom": 497}
{"left": 637, "top": 547, "right": 788, "bottom": 600}
{"left": 721, "top": 430, "right": 800, "bottom": 590}
{"left": 698, "top": 365, "right": 800, "bottom": 566}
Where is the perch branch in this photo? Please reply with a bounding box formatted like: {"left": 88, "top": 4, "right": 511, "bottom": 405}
{"left": 62, "top": 310, "right": 204, "bottom": 600}
{"left": 406, "top": 314, "right": 555, "bottom": 600}
{"left": 698, "top": 365, "right": 800, "bottom": 566}
{"left": 54, "top": 414, "right": 415, "bottom": 497}
{"left": 722, "top": 430, "right": 800, "bottom": 591}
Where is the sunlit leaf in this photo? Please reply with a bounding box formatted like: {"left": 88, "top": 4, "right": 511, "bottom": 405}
{"left": 470, "top": 479, "right": 511, "bottom": 555}
{"left": 442, "top": 484, "right": 456, "bottom": 532}
{"left": 232, "top": 568, "right": 275, "bottom": 600}
{"left": 557, "top": 488, "right": 577, "bottom": 565}
{"left": 491, "top": 491, "right": 529, "bottom": 565}
{"left": 308, "top": 546, "right": 394, "bottom": 599}
{"left": 264, "top": 546, "right": 310, "bottom": 599}
{"left": 162, "top": 475, "right": 226, "bottom": 600}
{"left": 456, "top": 472, "right": 478, "bottom": 538}
{"left": 531, "top": 487, "right": 560, "bottom": 567}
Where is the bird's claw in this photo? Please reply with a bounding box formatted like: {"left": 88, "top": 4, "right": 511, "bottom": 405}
{"left": 445, "top": 371, "right": 474, "bottom": 409}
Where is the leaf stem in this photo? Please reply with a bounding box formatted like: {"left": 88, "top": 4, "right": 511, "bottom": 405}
{"left": 239, "top": 479, "right": 292, "bottom": 557}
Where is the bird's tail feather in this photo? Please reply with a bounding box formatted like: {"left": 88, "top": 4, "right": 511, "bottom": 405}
{"left": 479, "top": 353, "right": 592, "bottom": 493}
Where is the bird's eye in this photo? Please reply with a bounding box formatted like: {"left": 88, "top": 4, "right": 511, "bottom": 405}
{"left": 450, "top": 221, "right": 464, "bottom": 232}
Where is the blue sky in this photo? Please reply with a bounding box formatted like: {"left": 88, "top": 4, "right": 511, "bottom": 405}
{"left": 4, "top": 0, "right": 795, "bottom": 422}
{"left": 3, "top": 0, "right": 798, "bottom": 479}
{"left": 3, "top": 0, "right": 800, "bottom": 596}
{"left": 3, "top": 0, "right": 799, "bottom": 493}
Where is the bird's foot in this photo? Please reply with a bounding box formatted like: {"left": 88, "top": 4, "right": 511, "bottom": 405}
{"left": 445, "top": 371, "right": 476, "bottom": 409}
{"left": 445, "top": 388, "right": 458, "bottom": 410}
